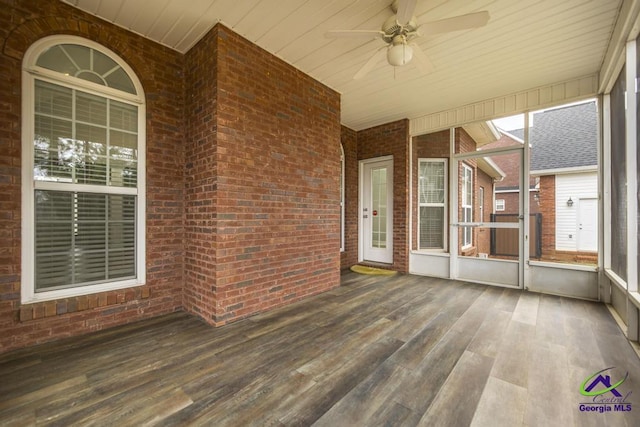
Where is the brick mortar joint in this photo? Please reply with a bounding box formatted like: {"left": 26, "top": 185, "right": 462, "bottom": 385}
{"left": 18, "top": 285, "right": 151, "bottom": 322}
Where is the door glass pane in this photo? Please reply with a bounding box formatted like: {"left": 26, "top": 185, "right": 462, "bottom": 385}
{"left": 371, "top": 167, "right": 387, "bottom": 248}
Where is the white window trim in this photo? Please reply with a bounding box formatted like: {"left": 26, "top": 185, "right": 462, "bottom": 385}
{"left": 418, "top": 158, "right": 448, "bottom": 252}
{"left": 461, "top": 163, "right": 474, "bottom": 248}
{"left": 495, "top": 199, "right": 506, "bottom": 211}
{"left": 21, "top": 35, "right": 146, "bottom": 304}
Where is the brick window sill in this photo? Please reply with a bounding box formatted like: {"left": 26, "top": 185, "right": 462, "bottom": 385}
{"left": 19, "top": 285, "right": 151, "bottom": 322}
{"left": 461, "top": 246, "right": 477, "bottom": 257}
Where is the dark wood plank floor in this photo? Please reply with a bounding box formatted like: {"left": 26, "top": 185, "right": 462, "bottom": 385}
{"left": 2, "top": 272, "right": 640, "bottom": 426}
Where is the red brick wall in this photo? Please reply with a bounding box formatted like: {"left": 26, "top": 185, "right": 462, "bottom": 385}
{"left": 482, "top": 134, "right": 523, "bottom": 189}
{"left": 1, "top": 2, "right": 341, "bottom": 353}
{"left": 341, "top": 126, "right": 358, "bottom": 269}
{"left": 193, "top": 26, "right": 342, "bottom": 325}
{"left": 456, "top": 129, "right": 478, "bottom": 257}
{"left": 0, "top": 0, "right": 184, "bottom": 352}
{"left": 183, "top": 28, "right": 219, "bottom": 322}
{"left": 482, "top": 133, "right": 539, "bottom": 217}
{"left": 497, "top": 192, "right": 520, "bottom": 215}
{"left": 539, "top": 175, "right": 556, "bottom": 257}
{"left": 357, "top": 120, "right": 410, "bottom": 272}
{"left": 476, "top": 169, "right": 493, "bottom": 255}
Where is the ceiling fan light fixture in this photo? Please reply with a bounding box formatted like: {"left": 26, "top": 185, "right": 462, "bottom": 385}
{"left": 387, "top": 42, "right": 413, "bottom": 66}
{"left": 327, "top": 0, "right": 490, "bottom": 78}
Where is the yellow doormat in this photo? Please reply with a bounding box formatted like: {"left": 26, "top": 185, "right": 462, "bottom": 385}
{"left": 350, "top": 265, "right": 397, "bottom": 276}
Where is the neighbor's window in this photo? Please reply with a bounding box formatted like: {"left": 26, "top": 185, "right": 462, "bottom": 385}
{"left": 22, "top": 36, "right": 145, "bottom": 303}
{"left": 462, "top": 163, "right": 473, "bottom": 247}
{"left": 495, "top": 199, "right": 505, "bottom": 211}
{"left": 418, "top": 159, "right": 447, "bottom": 250}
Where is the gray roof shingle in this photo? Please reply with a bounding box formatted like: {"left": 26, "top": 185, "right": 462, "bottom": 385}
{"left": 505, "top": 101, "right": 597, "bottom": 171}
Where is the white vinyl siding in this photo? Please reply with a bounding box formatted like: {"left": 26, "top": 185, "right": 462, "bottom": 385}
{"left": 555, "top": 172, "right": 598, "bottom": 251}
{"left": 22, "top": 36, "right": 145, "bottom": 303}
{"left": 418, "top": 159, "right": 447, "bottom": 250}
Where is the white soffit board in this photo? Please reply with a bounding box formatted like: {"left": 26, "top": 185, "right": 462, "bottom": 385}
{"left": 61, "top": 0, "right": 623, "bottom": 131}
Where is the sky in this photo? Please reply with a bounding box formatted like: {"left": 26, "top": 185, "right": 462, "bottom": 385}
{"left": 492, "top": 114, "right": 525, "bottom": 131}
{"left": 491, "top": 99, "right": 596, "bottom": 131}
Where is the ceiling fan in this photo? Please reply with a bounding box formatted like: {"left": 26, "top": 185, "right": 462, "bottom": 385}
{"left": 326, "top": 0, "right": 490, "bottom": 79}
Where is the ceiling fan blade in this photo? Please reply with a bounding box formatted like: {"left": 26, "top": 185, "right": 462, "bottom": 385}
{"left": 325, "top": 30, "right": 384, "bottom": 39}
{"left": 354, "top": 47, "right": 388, "bottom": 80}
{"left": 395, "top": 0, "right": 418, "bottom": 26}
{"left": 410, "top": 44, "right": 433, "bottom": 74}
{"left": 419, "top": 11, "right": 490, "bottom": 36}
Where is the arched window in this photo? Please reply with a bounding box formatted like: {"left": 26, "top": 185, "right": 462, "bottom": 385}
{"left": 21, "top": 36, "right": 146, "bottom": 303}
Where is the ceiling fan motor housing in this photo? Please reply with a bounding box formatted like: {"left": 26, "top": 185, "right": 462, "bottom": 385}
{"left": 381, "top": 14, "right": 418, "bottom": 44}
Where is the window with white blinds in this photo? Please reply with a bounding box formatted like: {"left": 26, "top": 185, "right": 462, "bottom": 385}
{"left": 418, "top": 159, "right": 447, "bottom": 250}
{"left": 22, "top": 36, "right": 145, "bottom": 302}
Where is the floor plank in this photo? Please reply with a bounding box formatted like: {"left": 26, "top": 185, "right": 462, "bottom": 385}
{"left": 417, "top": 350, "right": 494, "bottom": 426}
{"left": 524, "top": 341, "right": 575, "bottom": 427}
{"left": 471, "top": 376, "right": 527, "bottom": 427}
{"left": 489, "top": 319, "right": 535, "bottom": 389}
{"left": 512, "top": 292, "right": 540, "bottom": 326}
{"left": 0, "top": 272, "right": 638, "bottom": 426}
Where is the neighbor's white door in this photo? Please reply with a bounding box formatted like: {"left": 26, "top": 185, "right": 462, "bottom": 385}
{"left": 577, "top": 198, "right": 598, "bottom": 252}
{"left": 361, "top": 158, "right": 393, "bottom": 264}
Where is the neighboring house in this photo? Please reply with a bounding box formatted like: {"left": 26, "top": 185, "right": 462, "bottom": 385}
{"left": 496, "top": 101, "right": 598, "bottom": 262}
{"left": 481, "top": 129, "right": 539, "bottom": 217}
{"left": 530, "top": 101, "right": 598, "bottom": 262}
{"left": 479, "top": 130, "right": 541, "bottom": 259}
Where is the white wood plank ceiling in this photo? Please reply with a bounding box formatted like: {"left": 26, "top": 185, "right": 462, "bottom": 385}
{"left": 61, "top": 0, "right": 623, "bottom": 131}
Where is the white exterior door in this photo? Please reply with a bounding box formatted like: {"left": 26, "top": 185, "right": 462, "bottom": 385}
{"left": 360, "top": 158, "right": 393, "bottom": 264}
{"left": 577, "top": 198, "right": 598, "bottom": 252}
